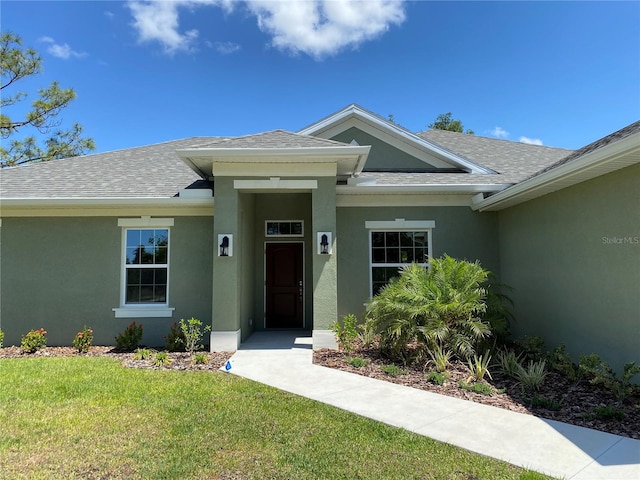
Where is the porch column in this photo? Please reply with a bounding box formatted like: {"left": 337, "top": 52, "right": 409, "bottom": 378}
{"left": 311, "top": 177, "right": 338, "bottom": 349}
{"left": 210, "top": 177, "right": 241, "bottom": 351}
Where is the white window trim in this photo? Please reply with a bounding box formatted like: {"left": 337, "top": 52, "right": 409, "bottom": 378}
{"left": 367, "top": 219, "right": 434, "bottom": 297}
{"left": 265, "top": 220, "right": 304, "bottom": 237}
{"left": 113, "top": 217, "right": 175, "bottom": 318}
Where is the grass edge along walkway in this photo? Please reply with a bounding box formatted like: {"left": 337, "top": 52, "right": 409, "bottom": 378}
{"left": 0, "top": 357, "right": 554, "bottom": 480}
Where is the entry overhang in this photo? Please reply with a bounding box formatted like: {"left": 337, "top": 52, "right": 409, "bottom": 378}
{"left": 177, "top": 145, "right": 371, "bottom": 180}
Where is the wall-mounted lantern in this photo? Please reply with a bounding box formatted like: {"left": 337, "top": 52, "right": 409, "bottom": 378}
{"left": 317, "top": 232, "right": 332, "bottom": 255}
{"left": 218, "top": 234, "right": 233, "bottom": 257}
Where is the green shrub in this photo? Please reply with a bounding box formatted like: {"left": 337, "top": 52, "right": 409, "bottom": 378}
{"left": 549, "top": 344, "right": 578, "bottom": 381}
{"left": 516, "top": 360, "right": 548, "bottom": 392}
{"left": 497, "top": 348, "right": 524, "bottom": 378}
{"left": 0, "top": 329, "right": 4, "bottom": 348}
{"left": 579, "top": 354, "right": 640, "bottom": 400}
{"left": 466, "top": 352, "right": 492, "bottom": 383}
{"left": 329, "top": 314, "right": 359, "bottom": 354}
{"left": 21, "top": 328, "right": 47, "bottom": 353}
{"left": 193, "top": 352, "right": 208, "bottom": 365}
{"left": 165, "top": 322, "right": 186, "bottom": 352}
{"left": 380, "top": 364, "right": 407, "bottom": 377}
{"left": 347, "top": 357, "right": 369, "bottom": 368}
{"left": 459, "top": 381, "right": 492, "bottom": 396}
{"left": 153, "top": 351, "right": 171, "bottom": 367}
{"left": 518, "top": 336, "right": 545, "bottom": 362}
{"left": 427, "top": 344, "right": 452, "bottom": 373}
{"left": 358, "top": 318, "right": 377, "bottom": 347}
{"left": 426, "top": 371, "right": 448, "bottom": 385}
{"left": 365, "top": 256, "right": 492, "bottom": 363}
{"left": 134, "top": 348, "right": 154, "bottom": 360}
{"left": 179, "top": 317, "right": 211, "bottom": 354}
{"left": 115, "top": 322, "right": 143, "bottom": 352}
{"left": 72, "top": 325, "right": 93, "bottom": 353}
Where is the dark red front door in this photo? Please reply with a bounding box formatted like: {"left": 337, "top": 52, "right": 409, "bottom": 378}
{"left": 265, "top": 243, "right": 303, "bottom": 328}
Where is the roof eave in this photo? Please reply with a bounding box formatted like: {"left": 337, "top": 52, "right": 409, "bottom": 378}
{"left": 472, "top": 130, "right": 640, "bottom": 212}
{"left": 0, "top": 197, "right": 214, "bottom": 208}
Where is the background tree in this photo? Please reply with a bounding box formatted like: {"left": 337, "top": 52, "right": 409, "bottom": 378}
{"left": 1, "top": 32, "right": 95, "bottom": 168}
{"left": 428, "top": 112, "right": 474, "bottom": 135}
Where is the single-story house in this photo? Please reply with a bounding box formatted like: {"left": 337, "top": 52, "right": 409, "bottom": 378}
{"left": 1, "top": 105, "right": 638, "bottom": 371}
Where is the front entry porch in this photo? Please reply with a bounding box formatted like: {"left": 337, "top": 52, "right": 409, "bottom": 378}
{"left": 208, "top": 178, "right": 339, "bottom": 352}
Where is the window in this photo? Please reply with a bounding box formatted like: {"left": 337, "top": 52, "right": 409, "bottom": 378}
{"left": 113, "top": 217, "right": 175, "bottom": 318}
{"left": 125, "top": 228, "right": 169, "bottom": 304}
{"left": 366, "top": 220, "right": 434, "bottom": 296}
{"left": 265, "top": 220, "right": 304, "bottom": 237}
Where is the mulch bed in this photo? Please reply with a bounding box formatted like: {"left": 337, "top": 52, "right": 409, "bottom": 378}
{"left": 0, "top": 346, "right": 232, "bottom": 371}
{"left": 2, "top": 344, "right": 638, "bottom": 439}
{"left": 312, "top": 345, "right": 640, "bottom": 440}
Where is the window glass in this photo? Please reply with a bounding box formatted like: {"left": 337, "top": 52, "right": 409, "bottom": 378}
{"left": 124, "top": 229, "right": 169, "bottom": 304}
{"left": 371, "top": 230, "right": 430, "bottom": 296}
{"left": 265, "top": 221, "right": 304, "bottom": 237}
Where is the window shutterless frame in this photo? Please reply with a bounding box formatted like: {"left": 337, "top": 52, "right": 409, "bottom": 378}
{"left": 366, "top": 220, "right": 434, "bottom": 298}
{"left": 122, "top": 228, "right": 170, "bottom": 306}
{"left": 113, "top": 217, "right": 175, "bottom": 318}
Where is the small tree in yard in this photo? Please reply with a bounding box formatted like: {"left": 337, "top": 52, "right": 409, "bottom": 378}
{"left": 365, "top": 255, "right": 492, "bottom": 363}
{"left": 179, "top": 317, "right": 211, "bottom": 354}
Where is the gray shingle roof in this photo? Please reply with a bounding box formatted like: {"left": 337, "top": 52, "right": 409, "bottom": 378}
{"left": 0, "top": 138, "right": 215, "bottom": 198}
{"left": 192, "top": 130, "right": 350, "bottom": 149}
{"left": 417, "top": 129, "right": 572, "bottom": 184}
{"left": 4, "top": 122, "right": 617, "bottom": 199}
{"left": 528, "top": 120, "right": 640, "bottom": 179}
{"left": 0, "top": 131, "right": 354, "bottom": 199}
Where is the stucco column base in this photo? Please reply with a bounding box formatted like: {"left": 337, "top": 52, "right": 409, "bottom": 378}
{"left": 312, "top": 329, "right": 338, "bottom": 350}
{"left": 210, "top": 329, "right": 241, "bottom": 352}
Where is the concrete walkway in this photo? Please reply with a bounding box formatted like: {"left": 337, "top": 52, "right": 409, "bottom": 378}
{"left": 224, "top": 331, "right": 640, "bottom": 480}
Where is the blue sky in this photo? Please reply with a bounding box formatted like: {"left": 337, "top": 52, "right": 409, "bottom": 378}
{"left": 3, "top": 0, "right": 639, "bottom": 154}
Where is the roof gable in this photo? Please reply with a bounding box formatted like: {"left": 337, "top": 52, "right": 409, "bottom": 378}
{"left": 329, "top": 127, "right": 456, "bottom": 172}
{"left": 298, "top": 104, "right": 493, "bottom": 174}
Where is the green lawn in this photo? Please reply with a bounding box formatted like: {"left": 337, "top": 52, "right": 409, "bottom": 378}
{"left": 0, "top": 357, "right": 553, "bottom": 479}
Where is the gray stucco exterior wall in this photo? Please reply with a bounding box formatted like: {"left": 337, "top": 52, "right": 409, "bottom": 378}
{"left": 498, "top": 164, "right": 640, "bottom": 373}
{"left": 0, "top": 216, "right": 213, "bottom": 348}
{"left": 336, "top": 205, "right": 500, "bottom": 320}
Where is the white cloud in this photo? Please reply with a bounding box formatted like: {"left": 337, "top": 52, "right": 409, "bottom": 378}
{"left": 246, "top": 0, "right": 406, "bottom": 59}
{"left": 127, "top": 0, "right": 406, "bottom": 58}
{"left": 127, "top": 0, "right": 222, "bottom": 54}
{"left": 519, "top": 136, "right": 544, "bottom": 146}
{"left": 39, "top": 37, "right": 87, "bottom": 59}
{"left": 490, "top": 126, "right": 509, "bottom": 139}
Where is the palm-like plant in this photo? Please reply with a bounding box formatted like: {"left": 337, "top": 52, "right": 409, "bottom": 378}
{"left": 365, "top": 255, "right": 492, "bottom": 362}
